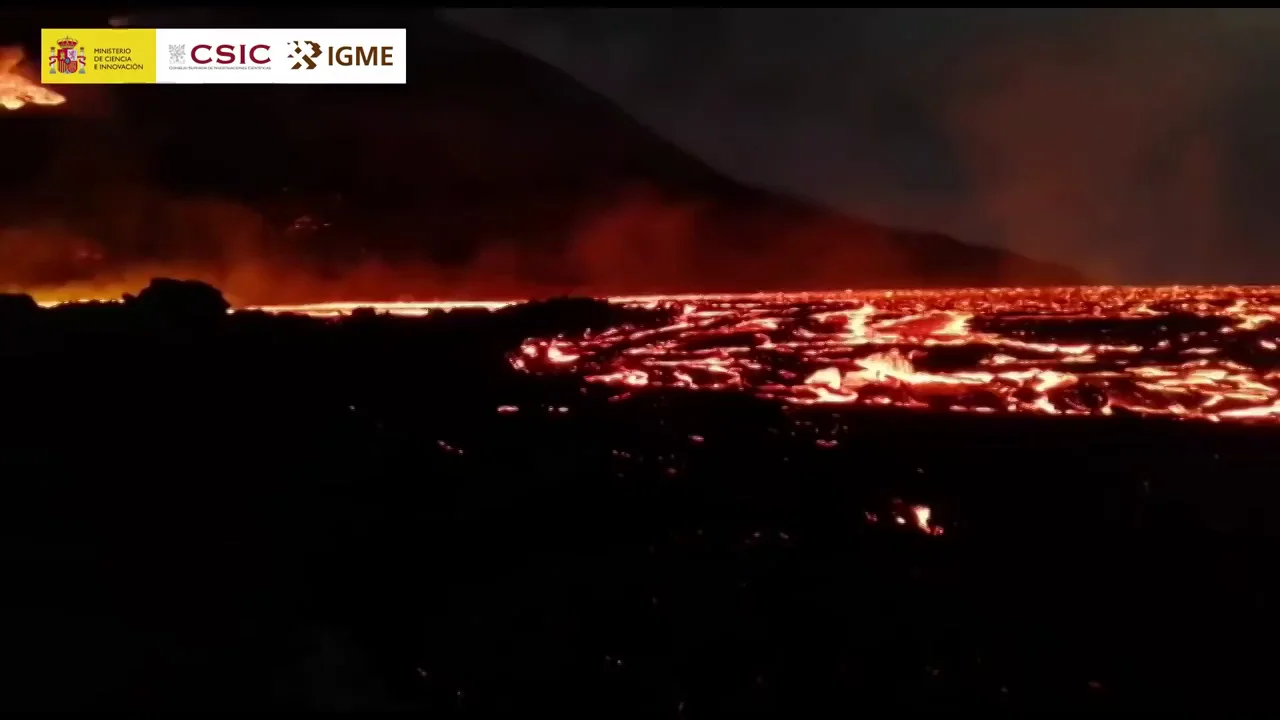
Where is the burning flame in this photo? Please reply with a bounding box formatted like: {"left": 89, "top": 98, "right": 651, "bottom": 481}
{"left": 0, "top": 46, "right": 66, "bottom": 111}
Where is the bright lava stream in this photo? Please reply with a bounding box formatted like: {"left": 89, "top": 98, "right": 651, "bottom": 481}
{"left": 41, "top": 285, "right": 1280, "bottom": 424}
{"left": 509, "top": 285, "right": 1280, "bottom": 424}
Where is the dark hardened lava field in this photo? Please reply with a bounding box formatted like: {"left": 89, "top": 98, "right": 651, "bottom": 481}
{"left": 0, "top": 281, "right": 1277, "bottom": 711}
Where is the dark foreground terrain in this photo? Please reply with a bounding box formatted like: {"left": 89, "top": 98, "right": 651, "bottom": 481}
{"left": 1, "top": 280, "right": 1277, "bottom": 711}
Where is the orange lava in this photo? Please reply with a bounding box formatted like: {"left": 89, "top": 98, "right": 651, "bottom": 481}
{"left": 504, "top": 285, "right": 1280, "bottom": 425}
{"left": 241, "top": 300, "right": 516, "bottom": 316}
{"left": 0, "top": 47, "right": 65, "bottom": 111}
{"left": 38, "top": 284, "right": 1280, "bottom": 424}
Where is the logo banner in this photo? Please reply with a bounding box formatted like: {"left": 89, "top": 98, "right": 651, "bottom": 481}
{"left": 41, "top": 28, "right": 406, "bottom": 85}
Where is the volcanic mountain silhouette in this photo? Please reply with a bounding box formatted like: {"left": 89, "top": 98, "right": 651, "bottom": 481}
{"left": 3, "top": 9, "right": 1084, "bottom": 295}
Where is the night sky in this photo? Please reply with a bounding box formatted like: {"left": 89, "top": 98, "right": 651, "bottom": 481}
{"left": 446, "top": 8, "right": 1280, "bottom": 285}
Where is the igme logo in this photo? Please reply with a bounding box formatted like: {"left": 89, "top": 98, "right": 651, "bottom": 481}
{"left": 287, "top": 40, "right": 321, "bottom": 70}
{"left": 286, "top": 40, "right": 395, "bottom": 69}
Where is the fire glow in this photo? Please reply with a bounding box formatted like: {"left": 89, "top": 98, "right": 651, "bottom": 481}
{"left": 0, "top": 47, "right": 66, "bottom": 111}
{"left": 168, "top": 285, "right": 1280, "bottom": 425}
{"left": 36, "top": 285, "right": 1280, "bottom": 424}
{"left": 504, "top": 285, "right": 1280, "bottom": 425}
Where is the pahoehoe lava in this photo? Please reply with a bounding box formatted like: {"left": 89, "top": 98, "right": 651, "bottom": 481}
{"left": 512, "top": 285, "right": 1280, "bottom": 423}
{"left": 43, "top": 282, "right": 1280, "bottom": 424}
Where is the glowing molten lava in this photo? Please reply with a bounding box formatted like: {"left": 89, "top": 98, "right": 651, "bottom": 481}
{"left": 36, "top": 284, "right": 1280, "bottom": 425}
{"left": 0, "top": 47, "right": 66, "bottom": 111}
{"left": 506, "top": 285, "right": 1280, "bottom": 425}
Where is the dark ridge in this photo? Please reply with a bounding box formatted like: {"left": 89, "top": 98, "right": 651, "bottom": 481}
{"left": 1, "top": 9, "right": 1086, "bottom": 293}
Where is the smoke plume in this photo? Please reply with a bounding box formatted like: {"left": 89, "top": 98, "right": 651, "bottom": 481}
{"left": 929, "top": 10, "right": 1233, "bottom": 283}
{"left": 17, "top": 10, "right": 1177, "bottom": 304}
{"left": 445, "top": 8, "right": 1280, "bottom": 284}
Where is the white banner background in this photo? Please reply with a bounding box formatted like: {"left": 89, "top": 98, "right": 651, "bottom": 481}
{"left": 154, "top": 29, "right": 406, "bottom": 84}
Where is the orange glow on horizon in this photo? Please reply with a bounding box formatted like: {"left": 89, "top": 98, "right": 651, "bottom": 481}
{"left": 0, "top": 46, "right": 66, "bottom": 111}
{"left": 31, "top": 283, "right": 1280, "bottom": 424}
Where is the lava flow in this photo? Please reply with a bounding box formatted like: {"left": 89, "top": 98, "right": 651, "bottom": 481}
{"left": 509, "top": 285, "right": 1280, "bottom": 424}
{"left": 0, "top": 47, "right": 66, "bottom": 111}
{"left": 33, "top": 284, "right": 1280, "bottom": 423}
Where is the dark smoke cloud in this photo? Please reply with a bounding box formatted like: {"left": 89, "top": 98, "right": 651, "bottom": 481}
{"left": 0, "top": 182, "right": 900, "bottom": 304}
{"left": 445, "top": 8, "right": 1280, "bottom": 284}
{"left": 8, "top": 9, "right": 1276, "bottom": 301}
{"left": 0, "top": 31, "right": 999, "bottom": 304}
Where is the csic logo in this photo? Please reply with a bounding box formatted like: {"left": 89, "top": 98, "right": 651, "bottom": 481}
{"left": 191, "top": 43, "right": 270, "bottom": 65}
{"left": 168, "top": 44, "right": 185, "bottom": 65}
{"left": 48, "top": 36, "right": 86, "bottom": 75}
{"left": 287, "top": 40, "right": 322, "bottom": 70}
{"left": 287, "top": 40, "right": 395, "bottom": 69}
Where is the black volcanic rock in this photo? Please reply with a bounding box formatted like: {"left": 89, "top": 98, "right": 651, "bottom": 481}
{"left": 127, "top": 278, "right": 231, "bottom": 323}
{"left": 3, "top": 9, "right": 1085, "bottom": 293}
{"left": 0, "top": 292, "right": 39, "bottom": 323}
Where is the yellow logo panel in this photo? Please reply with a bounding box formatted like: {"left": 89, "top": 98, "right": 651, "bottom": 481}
{"left": 41, "top": 29, "right": 157, "bottom": 84}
